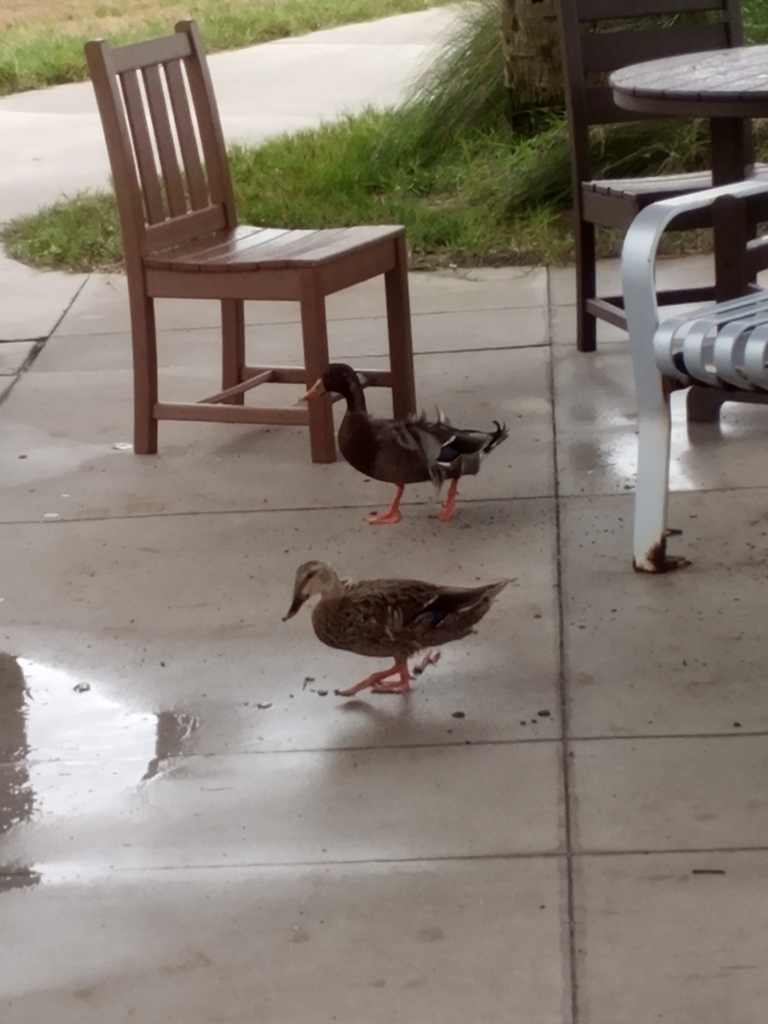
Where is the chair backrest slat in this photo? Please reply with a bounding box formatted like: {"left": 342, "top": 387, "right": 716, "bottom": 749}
{"left": 110, "top": 33, "right": 191, "bottom": 74}
{"left": 577, "top": 0, "right": 725, "bottom": 18}
{"left": 557, "top": 0, "right": 745, "bottom": 182}
{"left": 580, "top": 22, "right": 729, "bottom": 73}
{"left": 164, "top": 58, "right": 209, "bottom": 210}
{"left": 121, "top": 69, "right": 167, "bottom": 225}
{"left": 145, "top": 205, "right": 228, "bottom": 252}
{"left": 85, "top": 20, "right": 238, "bottom": 262}
{"left": 179, "top": 22, "right": 237, "bottom": 214}
{"left": 585, "top": 86, "right": 654, "bottom": 125}
{"left": 142, "top": 63, "right": 188, "bottom": 218}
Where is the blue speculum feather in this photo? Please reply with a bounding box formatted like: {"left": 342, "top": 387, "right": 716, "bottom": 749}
{"left": 438, "top": 441, "right": 460, "bottom": 464}
{"left": 425, "top": 608, "right": 450, "bottom": 627}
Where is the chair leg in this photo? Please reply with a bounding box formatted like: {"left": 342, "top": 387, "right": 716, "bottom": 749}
{"left": 300, "top": 272, "right": 336, "bottom": 464}
{"left": 686, "top": 385, "right": 727, "bottom": 423}
{"left": 221, "top": 298, "right": 246, "bottom": 404}
{"left": 384, "top": 233, "right": 417, "bottom": 419}
{"left": 575, "top": 218, "right": 597, "bottom": 353}
{"left": 128, "top": 287, "right": 159, "bottom": 454}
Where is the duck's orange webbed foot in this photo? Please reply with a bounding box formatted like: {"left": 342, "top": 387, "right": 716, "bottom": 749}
{"left": 365, "top": 508, "right": 403, "bottom": 525}
{"left": 365, "top": 485, "right": 404, "bottom": 525}
{"left": 371, "top": 662, "right": 412, "bottom": 694}
{"left": 430, "top": 479, "right": 458, "bottom": 522}
{"left": 335, "top": 662, "right": 412, "bottom": 697}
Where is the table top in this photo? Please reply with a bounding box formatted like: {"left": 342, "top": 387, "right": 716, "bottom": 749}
{"left": 610, "top": 45, "right": 768, "bottom": 118}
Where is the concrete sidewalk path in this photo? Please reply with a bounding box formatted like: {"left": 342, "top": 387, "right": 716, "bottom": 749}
{"left": 0, "top": 6, "right": 462, "bottom": 345}
{"left": 0, "top": 6, "right": 461, "bottom": 226}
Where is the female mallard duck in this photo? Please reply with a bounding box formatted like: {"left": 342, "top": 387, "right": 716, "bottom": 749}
{"left": 283, "top": 561, "right": 510, "bottom": 696}
{"left": 304, "top": 363, "right": 508, "bottom": 524}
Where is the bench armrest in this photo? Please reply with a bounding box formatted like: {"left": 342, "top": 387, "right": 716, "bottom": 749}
{"left": 621, "top": 180, "right": 768, "bottom": 408}
{"left": 622, "top": 179, "right": 768, "bottom": 348}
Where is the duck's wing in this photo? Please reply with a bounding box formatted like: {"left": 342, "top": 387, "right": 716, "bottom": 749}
{"left": 343, "top": 408, "right": 508, "bottom": 488}
{"left": 360, "top": 414, "right": 443, "bottom": 486}
{"left": 404, "top": 580, "right": 509, "bottom": 635}
{"left": 424, "top": 419, "right": 509, "bottom": 483}
{"left": 352, "top": 578, "right": 508, "bottom": 647}
{"left": 312, "top": 580, "right": 437, "bottom": 658}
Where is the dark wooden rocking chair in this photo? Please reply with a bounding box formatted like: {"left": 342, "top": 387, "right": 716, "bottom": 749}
{"left": 85, "top": 20, "right": 416, "bottom": 461}
{"left": 556, "top": 0, "right": 767, "bottom": 354}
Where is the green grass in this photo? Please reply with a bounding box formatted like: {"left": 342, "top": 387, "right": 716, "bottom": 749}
{"left": 0, "top": 0, "right": 450, "bottom": 96}
{"left": 1, "top": 191, "right": 123, "bottom": 274}
{"left": 744, "top": 0, "right": 768, "bottom": 43}
{"left": 4, "top": 0, "right": 768, "bottom": 273}
{"left": 231, "top": 112, "right": 553, "bottom": 266}
{"left": 2, "top": 111, "right": 557, "bottom": 273}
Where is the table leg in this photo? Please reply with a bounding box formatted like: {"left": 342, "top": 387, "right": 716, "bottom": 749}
{"left": 710, "top": 117, "right": 754, "bottom": 302}
{"left": 710, "top": 117, "right": 749, "bottom": 186}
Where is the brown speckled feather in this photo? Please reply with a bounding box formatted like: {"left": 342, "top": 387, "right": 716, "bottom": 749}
{"left": 311, "top": 576, "right": 509, "bottom": 662}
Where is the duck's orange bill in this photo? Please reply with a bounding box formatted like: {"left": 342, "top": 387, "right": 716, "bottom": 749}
{"left": 302, "top": 378, "right": 327, "bottom": 401}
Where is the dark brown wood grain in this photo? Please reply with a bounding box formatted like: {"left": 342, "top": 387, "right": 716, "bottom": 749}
{"left": 556, "top": 0, "right": 760, "bottom": 352}
{"left": 611, "top": 44, "right": 768, "bottom": 117}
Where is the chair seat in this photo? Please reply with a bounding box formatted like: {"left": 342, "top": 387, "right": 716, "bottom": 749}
{"left": 145, "top": 224, "right": 404, "bottom": 272}
{"left": 653, "top": 290, "right": 768, "bottom": 390}
{"left": 586, "top": 162, "right": 768, "bottom": 204}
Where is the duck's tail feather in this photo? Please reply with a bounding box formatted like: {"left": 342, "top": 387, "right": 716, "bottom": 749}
{"left": 482, "top": 421, "right": 509, "bottom": 456}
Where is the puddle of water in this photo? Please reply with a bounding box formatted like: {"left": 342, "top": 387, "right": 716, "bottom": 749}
{"left": 0, "top": 653, "right": 199, "bottom": 887}
{"left": 17, "top": 657, "right": 158, "bottom": 767}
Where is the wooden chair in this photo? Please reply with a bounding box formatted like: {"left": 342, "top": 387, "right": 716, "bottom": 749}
{"left": 556, "top": 0, "right": 764, "bottom": 353}
{"left": 85, "top": 21, "right": 416, "bottom": 461}
{"left": 622, "top": 179, "right": 768, "bottom": 571}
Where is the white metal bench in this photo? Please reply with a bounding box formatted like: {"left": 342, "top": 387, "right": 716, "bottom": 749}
{"left": 622, "top": 179, "right": 768, "bottom": 572}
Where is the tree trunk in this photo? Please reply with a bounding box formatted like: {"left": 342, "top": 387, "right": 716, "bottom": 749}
{"left": 500, "top": 0, "right": 563, "bottom": 113}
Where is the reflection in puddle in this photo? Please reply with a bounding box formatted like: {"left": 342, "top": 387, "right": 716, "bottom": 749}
{"left": 142, "top": 711, "right": 199, "bottom": 781}
{"left": 0, "top": 654, "right": 38, "bottom": 893}
{"left": 0, "top": 866, "right": 41, "bottom": 893}
{"left": 0, "top": 653, "right": 199, "bottom": 889}
{"left": 20, "top": 657, "right": 157, "bottom": 770}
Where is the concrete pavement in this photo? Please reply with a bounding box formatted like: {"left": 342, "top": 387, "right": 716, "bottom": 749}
{"left": 3, "top": 9, "right": 768, "bottom": 1024}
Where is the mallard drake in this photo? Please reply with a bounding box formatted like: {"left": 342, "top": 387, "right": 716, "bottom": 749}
{"left": 304, "top": 363, "right": 508, "bottom": 524}
{"left": 282, "top": 561, "right": 510, "bottom": 696}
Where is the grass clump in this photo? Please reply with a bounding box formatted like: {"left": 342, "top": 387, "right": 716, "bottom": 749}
{"left": 1, "top": 192, "right": 122, "bottom": 273}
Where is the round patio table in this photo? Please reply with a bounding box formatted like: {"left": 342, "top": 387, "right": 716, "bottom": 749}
{"left": 610, "top": 45, "right": 768, "bottom": 188}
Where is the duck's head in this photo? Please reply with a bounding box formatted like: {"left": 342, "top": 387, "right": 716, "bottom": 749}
{"left": 303, "top": 363, "right": 366, "bottom": 412}
{"left": 282, "top": 561, "right": 342, "bottom": 620}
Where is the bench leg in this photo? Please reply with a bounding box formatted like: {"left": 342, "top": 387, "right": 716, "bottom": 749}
{"left": 686, "top": 385, "right": 727, "bottom": 423}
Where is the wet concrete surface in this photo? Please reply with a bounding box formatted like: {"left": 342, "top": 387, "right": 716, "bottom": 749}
{"left": 0, "top": 243, "right": 573, "bottom": 1019}
{"left": 5, "top": 251, "right": 768, "bottom": 1019}
{"left": 4, "top": 14, "right": 768, "bottom": 1019}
